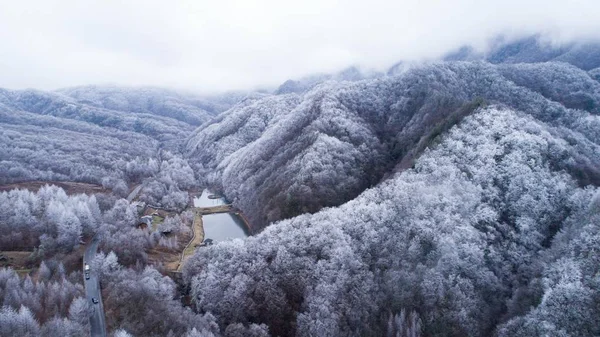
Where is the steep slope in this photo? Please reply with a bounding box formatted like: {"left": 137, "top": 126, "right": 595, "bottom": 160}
{"left": 186, "top": 61, "right": 600, "bottom": 230}
{"left": 184, "top": 106, "right": 600, "bottom": 336}
{"left": 497, "top": 62, "right": 600, "bottom": 113}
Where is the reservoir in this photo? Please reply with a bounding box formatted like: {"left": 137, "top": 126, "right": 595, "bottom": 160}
{"left": 193, "top": 190, "right": 249, "bottom": 242}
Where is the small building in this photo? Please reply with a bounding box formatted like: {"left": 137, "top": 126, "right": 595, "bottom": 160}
{"left": 138, "top": 215, "right": 152, "bottom": 230}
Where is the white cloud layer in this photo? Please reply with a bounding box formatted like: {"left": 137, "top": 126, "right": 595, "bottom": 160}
{"left": 1, "top": 0, "right": 599, "bottom": 93}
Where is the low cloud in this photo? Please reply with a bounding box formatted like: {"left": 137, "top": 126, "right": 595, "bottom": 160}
{"left": 1, "top": 0, "right": 599, "bottom": 93}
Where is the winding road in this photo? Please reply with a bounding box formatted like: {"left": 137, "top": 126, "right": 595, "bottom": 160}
{"left": 84, "top": 238, "right": 107, "bottom": 337}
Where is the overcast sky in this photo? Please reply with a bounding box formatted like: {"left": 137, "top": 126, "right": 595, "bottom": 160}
{"left": 1, "top": 0, "right": 599, "bottom": 93}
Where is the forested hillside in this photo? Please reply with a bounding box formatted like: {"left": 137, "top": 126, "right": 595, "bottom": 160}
{"left": 274, "top": 66, "right": 382, "bottom": 95}
{"left": 57, "top": 86, "right": 236, "bottom": 126}
{"left": 0, "top": 85, "right": 246, "bottom": 336}
{"left": 0, "top": 181, "right": 222, "bottom": 336}
{"left": 180, "top": 36, "right": 600, "bottom": 336}
{"left": 0, "top": 86, "right": 245, "bottom": 186}
{"left": 2, "top": 35, "right": 600, "bottom": 336}
{"left": 185, "top": 106, "right": 600, "bottom": 336}
{"left": 187, "top": 58, "right": 600, "bottom": 230}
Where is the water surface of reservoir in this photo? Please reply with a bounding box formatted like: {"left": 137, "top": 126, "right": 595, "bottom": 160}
{"left": 193, "top": 190, "right": 249, "bottom": 242}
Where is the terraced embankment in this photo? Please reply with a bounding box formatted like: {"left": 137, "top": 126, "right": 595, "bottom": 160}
{"left": 177, "top": 212, "right": 204, "bottom": 271}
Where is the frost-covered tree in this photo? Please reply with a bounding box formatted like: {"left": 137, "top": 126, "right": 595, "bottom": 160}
{"left": 0, "top": 306, "right": 40, "bottom": 337}
{"left": 0, "top": 185, "right": 101, "bottom": 252}
{"left": 184, "top": 107, "right": 600, "bottom": 336}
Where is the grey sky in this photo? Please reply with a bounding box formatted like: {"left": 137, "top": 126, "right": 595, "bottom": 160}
{"left": 1, "top": 0, "right": 599, "bottom": 93}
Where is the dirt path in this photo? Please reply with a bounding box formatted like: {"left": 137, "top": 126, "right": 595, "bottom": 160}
{"left": 195, "top": 204, "right": 233, "bottom": 214}
{"left": 0, "top": 181, "right": 108, "bottom": 195}
{"left": 126, "top": 184, "right": 142, "bottom": 202}
{"left": 176, "top": 212, "right": 204, "bottom": 272}
{"left": 0, "top": 251, "right": 33, "bottom": 275}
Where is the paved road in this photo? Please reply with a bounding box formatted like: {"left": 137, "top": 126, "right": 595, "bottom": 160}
{"left": 84, "top": 238, "right": 107, "bottom": 337}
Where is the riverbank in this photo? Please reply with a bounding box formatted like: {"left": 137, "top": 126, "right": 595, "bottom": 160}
{"left": 235, "top": 211, "right": 252, "bottom": 233}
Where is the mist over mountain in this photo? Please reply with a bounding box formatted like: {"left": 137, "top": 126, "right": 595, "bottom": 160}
{"left": 2, "top": 34, "right": 600, "bottom": 336}
{"left": 274, "top": 66, "right": 384, "bottom": 95}
{"left": 445, "top": 35, "right": 600, "bottom": 70}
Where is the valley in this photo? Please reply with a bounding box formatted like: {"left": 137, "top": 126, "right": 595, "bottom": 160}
{"left": 1, "top": 34, "right": 600, "bottom": 337}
